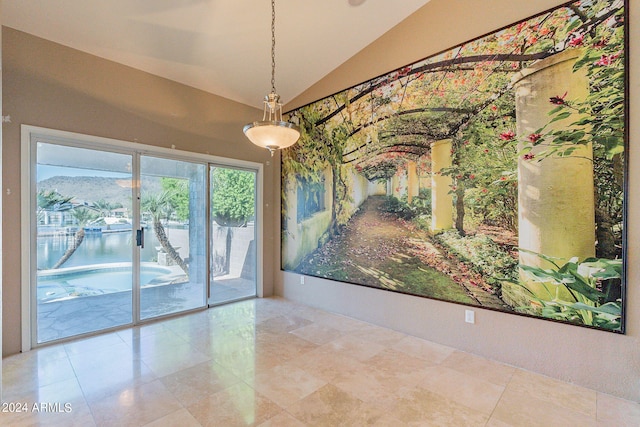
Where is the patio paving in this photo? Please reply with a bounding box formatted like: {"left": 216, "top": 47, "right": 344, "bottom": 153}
{"left": 37, "top": 278, "right": 255, "bottom": 343}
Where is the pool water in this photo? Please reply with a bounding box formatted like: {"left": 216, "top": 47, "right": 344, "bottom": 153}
{"left": 37, "top": 266, "right": 174, "bottom": 302}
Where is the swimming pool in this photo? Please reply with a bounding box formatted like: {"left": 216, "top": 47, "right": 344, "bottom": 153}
{"left": 37, "top": 263, "right": 177, "bottom": 302}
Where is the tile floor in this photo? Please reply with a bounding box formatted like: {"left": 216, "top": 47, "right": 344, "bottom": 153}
{"left": 2, "top": 297, "right": 639, "bottom": 426}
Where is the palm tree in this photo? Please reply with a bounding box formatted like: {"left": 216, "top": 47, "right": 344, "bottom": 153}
{"left": 92, "top": 199, "right": 114, "bottom": 217}
{"left": 142, "top": 191, "right": 189, "bottom": 275}
{"left": 37, "top": 189, "right": 73, "bottom": 225}
{"left": 51, "top": 207, "right": 97, "bottom": 269}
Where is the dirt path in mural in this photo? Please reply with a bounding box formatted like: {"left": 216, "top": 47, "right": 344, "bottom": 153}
{"left": 297, "top": 196, "right": 509, "bottom": 309}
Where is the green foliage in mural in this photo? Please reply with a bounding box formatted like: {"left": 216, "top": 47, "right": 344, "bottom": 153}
{"left": 511, "top": 251, "right": 622, "bottom": 331}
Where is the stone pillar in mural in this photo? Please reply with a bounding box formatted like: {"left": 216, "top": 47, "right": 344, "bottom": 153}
{"left": 512, "top": 49, "right": 595, "bottom": 300}
{"left": 407, "top": 160, "right": 419, "bottom": 204}
{"left": 430, "top": 139, "right": 453, "bottom": 232}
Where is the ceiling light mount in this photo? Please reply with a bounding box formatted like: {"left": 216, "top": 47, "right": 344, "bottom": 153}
{"left": 243, "top": 0, "right": 300, "bottom": 156}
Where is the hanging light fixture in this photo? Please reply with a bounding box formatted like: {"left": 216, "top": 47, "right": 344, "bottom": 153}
{"left": 243, "top": 0, "right": 300, "bottom": 156}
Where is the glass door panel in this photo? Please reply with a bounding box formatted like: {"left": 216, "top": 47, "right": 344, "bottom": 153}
{"left": 35, "top": 142, "right": 134, "bottom": 343}
{"left": 209, "top": 166, "right": 257, "bottom": 304}
{"left": 139, "top": 156, "right": 207, "bottom": 320}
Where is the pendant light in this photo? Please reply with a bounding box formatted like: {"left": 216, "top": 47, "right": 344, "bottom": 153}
{"left": 243, "top": 0, "right": 301, "bottom": 156}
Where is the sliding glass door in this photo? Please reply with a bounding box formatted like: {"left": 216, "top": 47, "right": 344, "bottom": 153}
{"left": 139, "top": 156, "right": 207, "bottom": 319}
{"left": 28, "top": 129, "right": 260, "bottom": 346}
{"left": 209, "top": 166, "right": 257, "bottom": 304}
{"left": 35, "top": 142, "right": 135, "bottom": 343}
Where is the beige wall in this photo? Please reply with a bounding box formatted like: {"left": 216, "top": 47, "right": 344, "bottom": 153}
{"left": 1, "top": 28, "right": 276, "bottom": 356}
{"left": 278, "top": 0, "right": 640, "bottom": 401}
{"left": 0, "top": 2, "right": 4, "bottom": 382}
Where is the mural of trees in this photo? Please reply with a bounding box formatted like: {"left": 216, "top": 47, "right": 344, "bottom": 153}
{"left": 282, "top": 0, "right": 625, "bottom": 332}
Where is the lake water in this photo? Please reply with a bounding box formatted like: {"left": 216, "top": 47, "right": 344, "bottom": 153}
{"left": 37, "top": 229, "right": 168, "bottom": 270}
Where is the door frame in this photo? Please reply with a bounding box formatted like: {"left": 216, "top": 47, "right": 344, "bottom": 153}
{"left": 20, "top": 125, "right": 264, "bottom": 351}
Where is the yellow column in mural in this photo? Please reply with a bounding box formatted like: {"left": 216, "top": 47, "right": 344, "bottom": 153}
{"left": 431, "top": 139, "right": 453, "bottom": 232}
{"left": 512, "top": 49, "right": 595, "bottom": 300}
{"left": 391, "top": 174, "right": 399, "bottom": 198}
{"left": 407, "top": 160, "right": 418, "bottom": 204}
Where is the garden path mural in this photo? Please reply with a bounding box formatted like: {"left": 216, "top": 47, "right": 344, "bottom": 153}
{"left": 282, "top": 0, "right": 625, "bottom": 332}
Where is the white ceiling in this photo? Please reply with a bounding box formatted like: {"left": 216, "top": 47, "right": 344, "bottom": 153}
{"left": 2, "top": 0, "right": 430, "bottom": 109}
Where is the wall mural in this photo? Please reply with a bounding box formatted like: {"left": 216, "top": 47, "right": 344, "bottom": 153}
{"left": 281, "top": 0, "right": 626, "bottom": 332}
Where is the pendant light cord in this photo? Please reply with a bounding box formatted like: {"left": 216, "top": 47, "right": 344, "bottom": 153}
{"left": 271, "top": 0, "right": 277, "bottom": 94}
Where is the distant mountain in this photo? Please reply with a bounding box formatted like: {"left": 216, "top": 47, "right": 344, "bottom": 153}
{"left": 38, "top": 176, "right": 162, "bottom": 206}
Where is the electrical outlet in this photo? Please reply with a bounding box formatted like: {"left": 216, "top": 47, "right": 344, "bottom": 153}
{"left": 300, "top": 275, "right": 305, "bottom": 285}
{"left": 465, "top": 309, "right": 475, "bottom": 324}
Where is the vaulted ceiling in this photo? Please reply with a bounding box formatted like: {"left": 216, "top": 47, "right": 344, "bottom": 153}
{"left": 2, "top": 0, "right": 431, "bottom": 108}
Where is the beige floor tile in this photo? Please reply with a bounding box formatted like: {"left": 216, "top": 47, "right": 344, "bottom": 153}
{"left": 288, "top": 304, "right": 336, "bottom": 323}
{"left": 168, "top": 324, "right": 217, "bottom": 344}
{"left": 2, "top": 354, "right": 77, "bottom": 398}
{"left": 285, "top": 383, "right": 366, "bottom": 426}
{"left": 596, "top": 392, "right": 640, "bottom": 425}
{"left": 63, "top": 332, "right": 126, "bottom": 356}
{"left": 2, "top": 345, "right": 68, "bottom": 369}
{"left": 440, "top": 350, "right": 516, "bottom": 387}
{"left": 142, "top": 408, "right": 202, "bottom": 427}
{"left": 392, "top": 335, "right": 455, "bottom": 364}
{"left": 332, "top": 368, "right": 399, "bottom": 403}
{"left": 68, "top": 341, "right": 141, "bottom": 375}
{"left": 186, "top": 382, "right": 282, "bottom": 427}
{"left": 256, "top": 411, "right": 307, "bottom": 427}
{"left": 207, "top": 302, "right": 261, "bottom": 327}
{"left": 491, "top": 383, "right": 597, "bottom": 427}
{"left": 117, "top": 323, "right": 172, "bottom": 345}
{"left": 329, "top": 349, "right": 432, "bottom": 404}
{"left": 192, "top": 327, "right": 258, "bottom": 358}
{"left": 314, "top": 312, "right": 373, "bottom": 333}
{"left": 320, "top": 334, "right": 386, "bottom": 361}
{"left": 160, "top": 360, "right": 241, "bottom": 406}
{"left": 417, "top": 365, "right": 505, "bottom": 415}
{"left": 257, "top": 331, "right": 319, "bottom": 362}
{"left": 3, "top": 298, "right": 633, "bottom": 427}
{"left": 87, "top": 380, "right": 183, "bottom": 427}
{"left": 76, "top": 358, "right": 158, "bottom": 402}
{"left": 248, "top": 364, "right": 327, "bottom": 408}
{"left": 289, "top": 322, "right": 344, "bottom": 345}
{"left": 367, "top": 347, "right": 433, "bottom": 383}
{"left": 287, "top": 344, "right": 366, "bottom": 383}
{"left": 251, "top": 298, "right": 297, "bottom": 322}
{"left": 387, "top": 385, "right": 490, "bottom": 426}
{"left": 211, "top": 332, "right": 318, "bottom": 381}
{"left": 256, "top": 314, "right": 313, "bottom": 334}
{"left": 349, "top": 402, "right": 407, "bottom": 427}
{"left": 507, "top": 369, "right": 597, "bottom": 417}
{"left": 139, "top": 341, "right": 211, "bottom": 377}
{"left": 129, "top": 329, "right": 190, "bottom": 357}
{"left": 211, "top": 346, "right": 278, "bottom": 381}
{"left": 19, "top": 376, "right": 86, "bottom": 406}
{"left": 349, "top": 324, "right": 407, "bottom": 347}
{"left": 160, "top": 309, "right": 209, "bottom": 330}
{"left": 485, "top": 417, "right": 516, "bottom": 427}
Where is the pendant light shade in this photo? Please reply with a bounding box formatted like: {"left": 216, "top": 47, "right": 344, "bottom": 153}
{"left": 243, "top": 0, "right": 300, "bottom": 156}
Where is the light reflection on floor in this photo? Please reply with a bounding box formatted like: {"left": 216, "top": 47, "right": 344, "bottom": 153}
{"left": 3, "top": 298, "right": 639, "bottom": 426}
